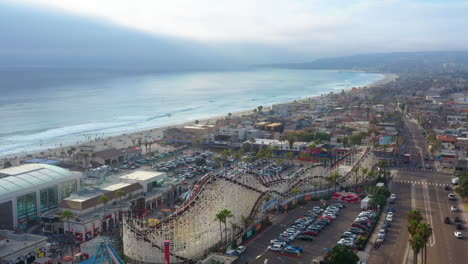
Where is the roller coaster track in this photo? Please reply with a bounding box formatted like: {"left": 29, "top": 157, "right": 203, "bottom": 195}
{"left": 123, "top": 147, "right": 376, "bottom": 263}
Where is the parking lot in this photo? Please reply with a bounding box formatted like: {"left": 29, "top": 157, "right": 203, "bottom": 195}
{"left": 238, "top": 201, "right": 362, "bottom": 264}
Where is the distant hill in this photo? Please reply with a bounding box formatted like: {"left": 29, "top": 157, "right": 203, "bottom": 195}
{"left": 260, "top": 51, "right": 468, "bottom": 74}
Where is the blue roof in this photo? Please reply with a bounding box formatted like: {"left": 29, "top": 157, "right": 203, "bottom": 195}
{"left": 23, "top": 159, "right": 60, "bottom": 165}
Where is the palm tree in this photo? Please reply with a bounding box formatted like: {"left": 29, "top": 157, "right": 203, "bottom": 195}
{"left": 61, "top": 210, "right": 75, "bottom": 264}
{"left": 230, "top": 222, "right": 239, "bottom": 240}
{"left": 221, "top": 210, "right": 234, "bottom": 245}
{"left": 325, "top": 172, "right": 341, "bottom": 192}
{"left": 241, "top": 215, "right": 253, "bottom": 230}
{"left": 409, "top": 233, "right": 424, "bottom": 264}
{"left": 115, "top": 190, "right": 127, "bottom": 221}
{"left": 215, "top": 210, "right": 226, "bottom": 244}
{"left": 417, "top": 223, "right": 433, "bottom": 264}
{"left": 407, "top": 210, "right": 422, "bottom": 224}
{"left": 99, "top": 194, "right": 110, "bottom": 218}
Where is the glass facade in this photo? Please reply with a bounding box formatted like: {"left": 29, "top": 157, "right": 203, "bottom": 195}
{"left": 60, "top": 181, "right": 77, "bottom": 200}
{"left": 40, "top": 186, "right": 58, "bottom": 212}
{"left": 17, "top": 192, "right": 37, "bottom": 221}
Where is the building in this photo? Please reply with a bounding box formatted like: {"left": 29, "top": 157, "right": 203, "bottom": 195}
{"left": 247, "top": 138, "right": 309, "bottom": 152}
{"left": 92, "top": 148, "right": 125, "bottom": 165}
{"left": 0, "top": 164, "right": 81, "bottom": 231}
{"left": 0, "top": 230, "right": 48, "bottom": 262}
{"left": 372, "top": 104, "right": 385, "bottom": 112}
{"left": 218, "top": 126, "right": 252, "bottom": 142}
{"left": 41, "top": 170, "right": 174, "bottom": 242}
{"left": 272, "top": 103, "right": 292, "bottom": 117}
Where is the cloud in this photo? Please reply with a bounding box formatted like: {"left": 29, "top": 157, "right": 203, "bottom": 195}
{"left": 6, "top": 0, "right": 468, "bottom": 60}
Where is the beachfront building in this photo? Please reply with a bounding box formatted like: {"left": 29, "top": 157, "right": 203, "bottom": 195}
{"left": 272, "top": 103, "right": 292, "bottom": 117}
{"left": 246, "top": 138, "right": 310, "bottom": 152}
{"left": 92, "top": 148, "right": 125, "bottom": 165}
{"left": 217, "top": 126, "right": 253, "bottom": 142}
{"left": 0, "top": 164, "right": 81, "bottom": 231}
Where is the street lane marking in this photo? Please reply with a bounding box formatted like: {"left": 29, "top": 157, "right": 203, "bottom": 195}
{"left": 422, "top": 183, "right": 436, "bottom": 247}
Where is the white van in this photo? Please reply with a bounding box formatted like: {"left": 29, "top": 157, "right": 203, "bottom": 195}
{"left": 452, "top": 177, "right": 459, "bottom": 185}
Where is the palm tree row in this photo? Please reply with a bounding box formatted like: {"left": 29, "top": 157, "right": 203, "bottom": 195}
{"left": 407, "top": 210, "right": 433, "bottom": 264}
{"left": 215, "top": 209, "right": 234, "bottom": 247}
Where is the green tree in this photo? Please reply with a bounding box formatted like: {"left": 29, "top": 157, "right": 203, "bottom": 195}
{"left": 257, "top": 105, "right": 263, "bottom": 112}
{"left": 195, "top": 157, "right": 206, "bottom": 166}
{"left": 98, "top": 195, "right": 110, "bottom": 219}
{"left": 3, "top": 161, "right": 12, "bottom": 168}
{"left": 342, "top": 136, "right": 349, "bottom": 148}
{"left": 215, "top": 209, "right": 234, "bottom": 246}
{"left": 409, "top": 233, "right": 424, "bottom": 264}
{"left": 325, "top": 172, "right": 341, "bottom": 192}
{"left": 417, "top": 223, "right": 433, "bottom": 264}
{"left": 285, "top": 152, "right": 296, "bottom": 161}
{"left": 407, "top": 210, "right": 423, "bottom": 225}
{"left": 455, "top": 172, "right": 468, "bottom": 198}
{"left": 116, "top": 190, "right": 127, "bottom": 222}
{"left": 61, "top": 210, "right": 75, "bottom": 264}
{"left": 326, "top": 245, "right": 359, "bottom": 264}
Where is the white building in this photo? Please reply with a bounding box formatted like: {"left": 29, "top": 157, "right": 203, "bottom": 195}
{"left": 218, "top": 126, "right": 252, "bottom": 141}
{"left": 247, "top": 138, "right": 309, "bottom": 152}
{"left": 372, "top": 104, "right": 385, "bottom": 112}
{"left": 0, "top": 164, "right": 81, "bottom": 231}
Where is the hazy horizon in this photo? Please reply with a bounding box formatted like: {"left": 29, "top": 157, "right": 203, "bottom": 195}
{"left": 2, "top": 0, "right": 468, "bottom": 69}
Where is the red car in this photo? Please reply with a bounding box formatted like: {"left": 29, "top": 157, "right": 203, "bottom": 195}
{"left": 302, "top": 231, "right": 318, "bottom": 236}
{"left": 321, "top": 215, "right": 335, "bottom": 221}
{"left": 351, "top": 222, "right": 367, "bottom": 230}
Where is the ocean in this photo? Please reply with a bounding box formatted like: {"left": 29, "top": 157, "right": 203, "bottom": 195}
{"left": 0, "top": 68, "right": 383, "bottom": 157}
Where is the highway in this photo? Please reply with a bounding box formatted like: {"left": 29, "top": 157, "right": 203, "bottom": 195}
{"left": 367, "top": 115, "right": 468, "bottom": 264}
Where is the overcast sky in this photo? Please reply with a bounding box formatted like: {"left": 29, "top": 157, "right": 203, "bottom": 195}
{"left": 3, "top": 0, "right": 468, "bottom": 67}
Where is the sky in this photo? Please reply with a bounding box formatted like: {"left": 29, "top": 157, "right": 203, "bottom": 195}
{"left": 2, "top": 0, "right": 468, "bottom": 67}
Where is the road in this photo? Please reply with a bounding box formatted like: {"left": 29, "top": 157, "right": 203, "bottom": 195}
{"left": 367, "top": 115, "right": 468, "bottom": 264}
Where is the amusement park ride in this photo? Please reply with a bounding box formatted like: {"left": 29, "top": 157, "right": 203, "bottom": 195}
{"left": 80, "top": 241, "right": 124, "bottom": 264}
{"left": 122, "top": 147, "right": 378, "bottom": 263}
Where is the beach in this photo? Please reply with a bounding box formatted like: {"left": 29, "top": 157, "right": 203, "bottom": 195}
{"left": 0, "top": 71, "right": 397, "bottom": 167}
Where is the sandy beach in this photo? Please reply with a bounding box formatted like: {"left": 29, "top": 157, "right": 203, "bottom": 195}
{"left": 1, "top": 72, "right": 397, "bottom": 167}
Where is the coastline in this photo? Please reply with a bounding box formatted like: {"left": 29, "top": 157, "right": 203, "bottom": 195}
{"left": 1, "top": 72, "right": 397, "bottom": 165}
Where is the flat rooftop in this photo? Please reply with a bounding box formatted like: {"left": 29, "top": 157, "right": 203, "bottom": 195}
{"left": 118, "top": 170, "right": 165, "bottom": 181}
{"left": 0, "top": 230, "right": 47, "bottom": 259}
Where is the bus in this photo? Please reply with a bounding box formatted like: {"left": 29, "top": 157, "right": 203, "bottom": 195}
{"left": 401, "top": 154, "right": 411, "bottom": 164}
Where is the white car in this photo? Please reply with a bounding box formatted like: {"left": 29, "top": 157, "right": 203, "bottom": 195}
{"left": 270, "top": 239, "right": 286, "bottom": 246}
{"left": 236, "top": 246, "right": 246, "bottom": 254}
{"left": 454, "top": 232, "right": 464, "bottom": 239}
{"left": 390, "top": 193, "right": 396, "bottom": 199}
{"left": 386, "top": 215, "right": 393, "bottom": 222}
{"left": 387, "top": 212, "right": 394, "bottom": 218}
{"left": 448, "top": 194, "right": 456, "bottom": 200}
{"left": 267, "top": 244, "right": 283, "bottom": 251}
{"left": 451, "top": 206, "right": 459, "bottom": 212}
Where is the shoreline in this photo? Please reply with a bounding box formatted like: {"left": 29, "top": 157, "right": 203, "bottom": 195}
{"left": 1, "top": 72, "right": 397, "bottom": 165}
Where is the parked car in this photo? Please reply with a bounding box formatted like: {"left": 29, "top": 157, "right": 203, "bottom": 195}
{"left": 236, "top": 246, "right": 246, "bottom": 254}
{"left": 296, "top": 235, "right": 314, "bottom": 241}
{"left": 451, "top": 206, "right": 459, "bottom": 212}
{"left": 448, "top": 193, "right": 456, "bottom": 200}
{"left": 285, "top": 246, "right": 303, "bottom": 253}
{"left": 267, "top": 244, "right": 283, "bottom": 251}
{"left": 303, "top": 230, "right": 318, "bottom": 236}
{"left": 456, "top": 224, "right": 464, "bottom": 230}
{"left": 454, "top": 232, "right": 464, "bottom": 239}
{"left": 454, "top": 216, "right": 462, "bottom": 223}
{"left": 283, "top": 247, "right": 301, "bottom": 255}
{"left": 348, "top": 227, "right": 365, "bottom": 234}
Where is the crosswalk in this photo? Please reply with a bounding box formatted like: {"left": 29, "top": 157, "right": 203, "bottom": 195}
{"left": 393, "top": 180, "right": 446, "bottom": 186}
